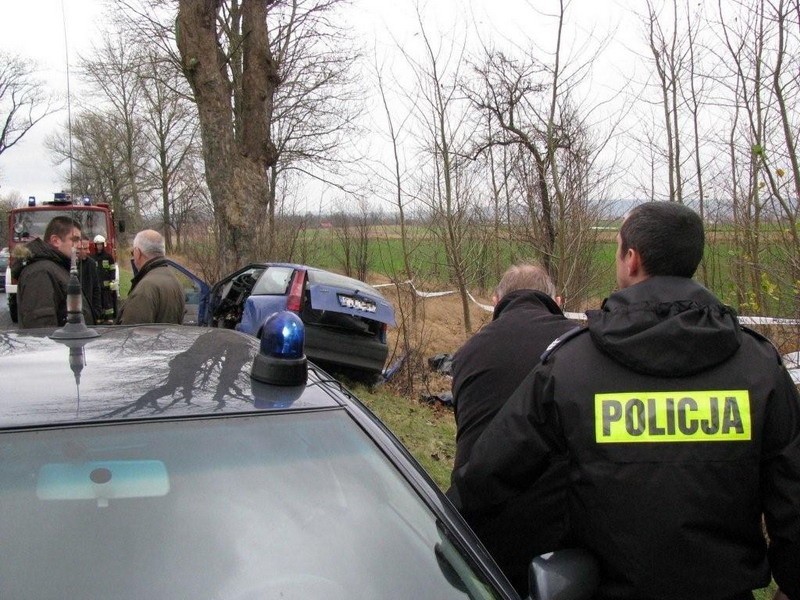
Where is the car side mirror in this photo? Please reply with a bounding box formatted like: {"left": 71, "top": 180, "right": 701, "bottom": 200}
{"left": 529, "top": 548, "right": 599, "bottom": 600}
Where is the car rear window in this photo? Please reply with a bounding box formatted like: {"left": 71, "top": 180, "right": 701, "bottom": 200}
{"left": 251, "top": 266, "right": 295, "bottom": 295}
{"left": 307, "top": 269, "right": 382, "bottom": 296}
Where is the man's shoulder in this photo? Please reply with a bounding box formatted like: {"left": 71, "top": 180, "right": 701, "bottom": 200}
{"left": 540, "top": 325, "right": 590, "bottom": 364}
{"left": 20, "top": 257, "right": 63, "bottom": 277}
{"left": 739, "top": 325, "right": 785, "bottom": 367}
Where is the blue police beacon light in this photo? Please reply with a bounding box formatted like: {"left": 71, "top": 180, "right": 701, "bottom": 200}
{"left": 250, "top": 311, "right": 308, "bottom": 385}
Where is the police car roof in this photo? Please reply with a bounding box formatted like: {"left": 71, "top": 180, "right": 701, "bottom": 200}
{"left": 0, "top": 326, "right": 343, "bottom": 429}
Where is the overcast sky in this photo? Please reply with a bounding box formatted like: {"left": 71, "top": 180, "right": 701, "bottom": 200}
{"left": 0, "top": 0, "right": 642, "bottom": 205}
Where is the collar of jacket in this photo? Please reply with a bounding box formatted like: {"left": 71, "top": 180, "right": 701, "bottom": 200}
{"left": 129, "top": 256, "right": 170, "bottom": 292}
{"left": 493, "top": 289, "right": 564, "bottom": 321}
{"left": 16, "top": 238, "right": 71, "bottom": 275}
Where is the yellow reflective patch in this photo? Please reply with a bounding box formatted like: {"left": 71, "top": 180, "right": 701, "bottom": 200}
{"left": 594, "top": 391, "right": 751, "bottom": 443}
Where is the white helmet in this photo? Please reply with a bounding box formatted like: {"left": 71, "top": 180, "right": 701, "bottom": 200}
{"left": 93, "top": 235, "right": 106, "bottom": 244}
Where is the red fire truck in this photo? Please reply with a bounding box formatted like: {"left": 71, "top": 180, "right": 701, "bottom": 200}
{"left": 4, "top": 192, "right": 124, "bottom": 323}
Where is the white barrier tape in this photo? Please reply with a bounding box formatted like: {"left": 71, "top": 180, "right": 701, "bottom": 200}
{"left": 467, "top": 292, "right": 494, "bottom": 312}
{"left": 564, "top": 312, "right": 587, "bottom": 321}
{"left": 738, "top": 316, "right": 800, "bottom": 326}
{"left": 370, "top": 280, "right": 799, "bottom": 326}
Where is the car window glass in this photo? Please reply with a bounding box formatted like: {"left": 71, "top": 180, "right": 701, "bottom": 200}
{"left": 11, "top": 210, "right": 108, "bottom": 242}
{"left": 165, "top": 266, "right": 204, "bottom": 325}
{"left": 0, "top": 412, "right": 500, "bottom": 600}
{"left": 251, "top": 266, "right": 294, "bottom": 295}
{"left": 307, "top": 269, "right": 381, "bottom": 296}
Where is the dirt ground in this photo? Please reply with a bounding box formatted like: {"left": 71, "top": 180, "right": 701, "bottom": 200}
{"left": 381, "top": 285, "right": 494, "bottom": 359}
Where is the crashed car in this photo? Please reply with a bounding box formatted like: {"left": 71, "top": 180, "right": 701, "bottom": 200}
{"left": 0, "top": 312, "right": 597, "bottom": 600}
{"left": 165, "top": 261, "right": 395, "bottom": 376}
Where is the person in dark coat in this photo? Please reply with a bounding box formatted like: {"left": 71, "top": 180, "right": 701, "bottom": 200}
{"left": 117, "top": 229, "right": 185, "bottom": 325}
{"left": 15, "top": 216, "right": 95, "bottom": 328}
{"left": 450, "top": 202, "right": 800, "bottom": 600}
{"left": 78, "top": 236, "right": 102, "bottom": 322}
{"left": 447, "top": 263, "right": 578, "bottom": 594}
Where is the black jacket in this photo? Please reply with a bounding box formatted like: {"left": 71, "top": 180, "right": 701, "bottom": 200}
{"left": 451, "top": 277, "right": 800, "bottom": 600}
{"left": 448, "top": 289, "right": 577, "bottom": 594}
{"left": 79, "top": 256, "right": 102, "bottom": 321}
{"left": 451, "top": 289, "right": 577, "bottom": 470}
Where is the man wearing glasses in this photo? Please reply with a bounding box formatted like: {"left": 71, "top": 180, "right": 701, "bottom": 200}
{"left": 15, "top": 216, "right": 95, "bottom": 328}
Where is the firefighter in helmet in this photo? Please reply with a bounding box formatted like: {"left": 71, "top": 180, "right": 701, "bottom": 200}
{"left": 93, "top": 235, "right": 117, "bottom": 323}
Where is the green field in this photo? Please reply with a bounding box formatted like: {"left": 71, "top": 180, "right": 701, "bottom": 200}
{"left": 256, "top": 225, "right": 800, "bottom": 317}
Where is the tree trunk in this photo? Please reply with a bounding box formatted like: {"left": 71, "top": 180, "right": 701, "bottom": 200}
{"left": 176, "top": 0, "right": 278, "bottom": 271}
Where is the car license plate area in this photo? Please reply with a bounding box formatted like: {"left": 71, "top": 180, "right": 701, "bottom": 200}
{"left": 338, "top": 294, "right": 377, "bottom": 313}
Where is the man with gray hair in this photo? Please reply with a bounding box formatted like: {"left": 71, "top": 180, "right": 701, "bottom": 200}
{"left": 117, "top": 229, "right": 185, "bottom": 325}
{"left": 447, "top": 262, "right": 578, "bottom": 594}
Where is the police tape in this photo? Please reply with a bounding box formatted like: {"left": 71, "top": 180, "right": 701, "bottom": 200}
{"left": 371, "top": 280, "right": 800, "bottom": 326}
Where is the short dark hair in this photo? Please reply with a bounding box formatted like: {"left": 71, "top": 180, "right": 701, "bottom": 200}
{"left": 44, "top": 216, "right": 81, "bottom": 241}
{"left": 620, "top": 202, "right": 704, "bottom": 278}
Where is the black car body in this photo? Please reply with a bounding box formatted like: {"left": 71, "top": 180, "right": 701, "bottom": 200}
{"left": 0, "top": 324, "right": 518, "bottom": 599}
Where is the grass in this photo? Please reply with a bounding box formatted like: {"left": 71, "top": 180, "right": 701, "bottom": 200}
{"left": 119, "top": 266, "right": 132, "bottom": 298}
{"left": 351, "top": 383, "right": 456, "bottom": 490}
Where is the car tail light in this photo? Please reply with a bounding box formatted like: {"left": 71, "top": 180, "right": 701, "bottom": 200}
{"left": 378, "top": 323, "right": 388, "bottom": 343}
{"left": 286, "top": 270, "right": 306, "bottom": 312}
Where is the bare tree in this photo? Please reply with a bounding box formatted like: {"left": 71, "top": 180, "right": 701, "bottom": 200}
{"left": 47, "top": 110, "right": 133, "bottom": 218}
{"left": 261, "top": 0, "right": 362, "bottom": 257}
{"left": 406, "top": 7, "right": 479, "bottom": 334}
{"left": 80, "top": 35, "right": 148, "bottom": 229}
{"left": 0, "top": 53, "right": 53, "bottom": 158}
{"left": 644, "top": 0, "right": 687, "bottom": 203}
{"left": 464, "top": 0, "right": 617, "bottom": 309}
{"left": 136, "top": 49, "right": 202, "bottom": 251}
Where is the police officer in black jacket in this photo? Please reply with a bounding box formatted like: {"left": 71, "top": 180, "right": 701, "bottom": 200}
{"left": 448, "top": 264, "right": 577, "bottom": 594}
{"left": 450, "top": 202, "right": 800, "bottom": 600}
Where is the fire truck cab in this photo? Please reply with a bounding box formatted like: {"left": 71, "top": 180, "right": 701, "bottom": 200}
{"left": 5, "top": 192, "right": 123, "bottom": 323}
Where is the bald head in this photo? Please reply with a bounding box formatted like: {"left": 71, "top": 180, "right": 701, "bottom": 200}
{"left": 493, "top": 263, "right": 557, "bottom": 304}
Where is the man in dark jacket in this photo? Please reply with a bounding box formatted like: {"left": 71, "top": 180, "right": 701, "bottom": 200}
{"left": 78, "top": 236, "right": 102, "bottom": 322}
{"left": 448, "top": 263, "right": 578, "bottom": 594}
{"left": 15, "top": 216, "right": 95, "bottom": 328}
{"left": 450, "top": 202, "right": 800, "bottom": 600}
{"left": 117, "top": 229, "right": 185, "bottom": 325}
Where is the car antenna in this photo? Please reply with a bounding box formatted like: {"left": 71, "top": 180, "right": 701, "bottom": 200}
{"left": 50, "top": 0, "right": 99, "bottom": 342}
{"left": 51, "top": 259, "right": 100, "bottom": 340}
{"left": 61, "top": 0, "right": 76, "bottom": 195}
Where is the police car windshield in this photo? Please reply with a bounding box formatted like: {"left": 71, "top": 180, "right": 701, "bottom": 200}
{"left": 0, "top": 411, "right": 499, "bottom": 599}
